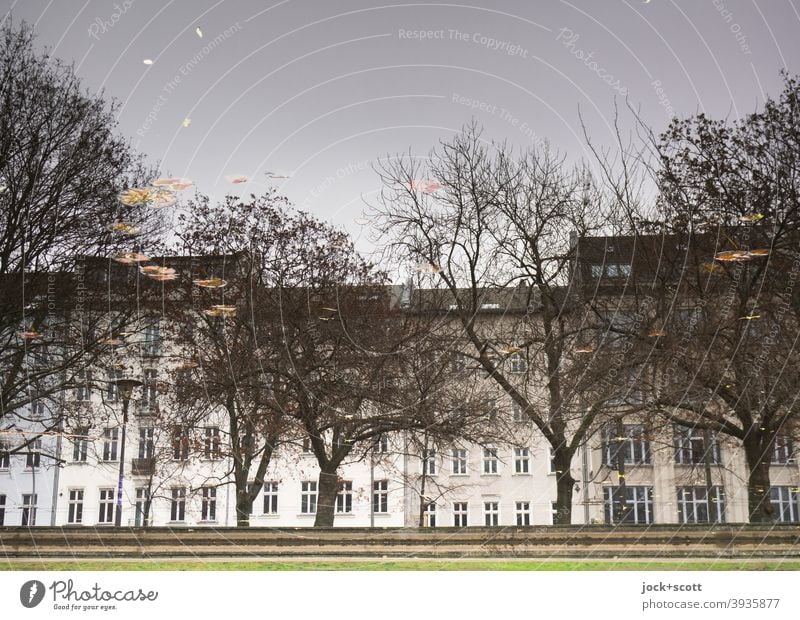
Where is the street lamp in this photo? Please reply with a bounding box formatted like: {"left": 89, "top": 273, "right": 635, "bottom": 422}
{"left": 112, "top": 378, "right": 142, "bottom": 527}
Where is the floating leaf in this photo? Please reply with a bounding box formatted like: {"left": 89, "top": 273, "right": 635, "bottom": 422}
{"left": 575, "top": 346, "right": 594, "bottom": 354}
{"left": 195, "top": 27, "right": 203, "bottom": 38}
{"left": 143, "top": 59, "right": 154, "bottom": 65}
{"left": 118, "top": 187, "right": 154, "bottom": 206}
{"left": 648, "top": 329, "right": 666, "bottom": 338}
{"left": 182, "top": 118, "right": 192, "bottom": 127}
{"left": 747, "top": 248, "right": 769, "bottom": 257}
{"left": 204, "top": 304, "right": 236, "bottom": 317}
{"left": 193, "top": 278, "right": 227, "bottom": 288}
{"left": 18, "top": 331, "right": 42, "bottom": 340}
{"left": 113, "top": 252, "right": 150, "bottom": 264}
{"left": 224, "top": 175, "right": 249, "bottom": 184}
{"left": 409, "top": 179, "right": 443, "bottom": 193}
{"left": 415, "top": 262, "right": 441, "bottom": 273}
{"left": 265, "top": 171, "right": 290, "bottom": 179}
{"left": 107, "top": 222, "right": 141, "bottom": 235}
{"left": 152, "top": 177, "right": 193, "bottom": 192}
{"left": 739, "top": 213, "right": 764, "bottom": 223}
{"left": 739, "top": 314, "right": 761, "bottom": 321}
{"left": 714, "top": 250, "right": 751, "bottom": 262}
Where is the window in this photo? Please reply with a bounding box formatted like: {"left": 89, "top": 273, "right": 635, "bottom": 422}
{"left": 674, "top": 425, "right": 721, "bottom": 465}
{"left": 76, "top": 370, "right": 92, "bottom": 402}
{"left": 31, "top": 395, "right": 46, "bottom": 418}
{"left": 590, "top": 264, "right": 604, "bottom": 278}
{"left": 0, "top": 494, "right": 5, "bottom": 526}
{"left": 138, "top": 428, "right": 154, "bottom": 459}
{"left": 453, "top": 502, "right": 468, "bottom": 527}
{"left": 422, "top": 449, "right": 436, "bottom": 476}
{"left": 201, "top": 487, "right": 217, "bottom": 521}
{"left": 603, "top": 425, "right": 651, "bottom": 466}
{"left": 514, "top": 447, "right": 530, "bottom": 474}
{"left": 98, "top": 488, "right": 115, "bottom": 524}
{"left": 482, "top": 447, "right": 498, "bottom": 474}
{"left": 676, "top": 486, "right": 725, "bottom": 524}
{"left": 134, "top": 488, "right": 149, "bottom": 527}
{"left": 102, "top": 428, "right": 119, "bottom": 461}
{"left": 170, "top": 487, "right": 186, "bottom": 521}
{"left": 510, "top": 353, "right": 527, "bottom": 373}
{"left": 172, "top": 426, "right": 189, "bottom": 461}
{"left": 107, "top": 369, "right": 121, "bottom": 402}
{"left": 603, "top": 486, "right": 654, "bottom": 524}
{"left": 374, "top": 435, "right": 389, "bottom": 453}
{"left": 203, "top": 426, "right": 221, "bottom": 460}
{"left": 606, "top": 263, "right": 631, "bottom": 278}
{"left": 771, "top": 435, "right": 795, "bottom": 465}
{"left": 423, "top": 502, "right": 437, "bottom": 527}
{"left": 21, "top": 493, "right": 37, "bottom": 526}
{"left": 72, "top": 429, "right": 89, "bottom": 462}
{"left": 512, "top": 402, "right": 525, "bottom": 422}
{"left": 336, "top": 481, "right": 353, "bottom": 514}
{"left": 301, "top": 481, "right": 317, "bottom": 514}
{"left": 26, "top": 438, "right": 42, "bottom": 469}
{"left": 142, "top": 368, "right": 158, "bottom": 410}
{"left": 451, "top": 449, "right": 468, "bottom": 475}
{"left": 301, "top": 437, "right": 312, "bottom": 454}
{"left": 142, "top": 318, "right": 161, "bottom": 356}
{"left": 450, "top": 351, "right": 467, "bottom": 373}
{"left": 515, "top": 501, "right": 531, "bottom": 526}
{"left": 263, "top": 482, "right": 279, "bottom": 514}
{"left": 0, "top": 440, "right": 9, "bottom": 469}
{"left": 486, "top": 399, "right": 498, "bottom": 422}
{"left": 770, "top": 487, "right": 800, "bottom": 522}
{"left": 68, "top": 489, "right": 84, "bottom": 524}
{"left": 483, "top": 501, "right": 499, "bottom": 526}
{"left": 372, "top": 480, "right": 388, "bottom": 514}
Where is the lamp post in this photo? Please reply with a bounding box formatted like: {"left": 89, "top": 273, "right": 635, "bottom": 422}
{"left": 113, "top": 378, "right": 142, "bottom": 527}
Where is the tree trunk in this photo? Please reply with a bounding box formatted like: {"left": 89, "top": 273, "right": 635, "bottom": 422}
{"left": 235, "top": 489, "right": 253, "bottom": 527}
{"left": 552, "top": 448, "right": 575, "bottom": 525}
{"left": 314, "top": 468, "right": 339, "bottom": 527}
{"left": 743, "top": 436, "right": 775, "bottom": 523}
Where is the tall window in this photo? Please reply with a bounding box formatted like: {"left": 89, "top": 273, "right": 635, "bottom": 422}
{"left": 450, "top": 351, "right": 467, "bottom": 373}
{"left": 509, "top": 353, "right": 527, "bottom": 373}
{"left": 674, "top": 425, "right": 721, "bottom": 465}
{"left": 374, "top": 435, "right": 389, "bottom": 453}
{"left": 482, "top": 447, "right": 498, "bottom": 474}
{"left": 138, "top": 427, "right": 154, "bottom": 459}
{"left": 263, "top": 482, "right": 279, "bottom": 514}
{"left": 301, "top": 437, "right": 312, "bottom": 454}
{"left": 512, "top": 402, "right": 525, "bottom": 422}
{"left": 301, "top": 481, "right": 317, "bottom": 514}
{"left": 771, "top": 435, "right": 795, "bottom": 465}
{"left": 142, "top": 368, "right": 158, "bottom": 410}
{"left": 483, "top": 501, "right": 500, "bottom": 526}
{"left": 102, "top": 428, "right": 119, "bottom": 461}
{"left": 451, "top": 449, "right": 468, "bottom": 475}
{"left": 30, "top": 395, "right": 46, "bottom": 417}
{"left": 98, "top": 488, "right": 115, "bottom": 524}
{"left": 172, "top": 426, "right": 189, "bottom": 461}
{"left": 373, "top": 480, "right": 388, "bottom": 514}
{"left": 422, "top": 449, "right": 436, "bottom": 476}
{"left": 486, "top": 399, "right": 498, "bottom": 422}
{"left": 170, "top": 487, "right": 186, "bottom": 521}
{"left": 0, "top": 440, "right": 9, "bottom": 469}
{"left": 515, "top": 501, "right": 531, "bottom": 526}
{"left": 514, "top": 447, "right": 530, "bottom": 474}
{"left": 676, "top": 486, "right": 725, "bottom": 524}
{"left": 76, "top": 370, "right": 92, "bottom": 402}
{"left": 770, "top": 487, "right": 799, "bottom": 522}
{"left": 0, "top": 494, "right": 5, "bottom": 526}
{"left": 603, "top": 425, "right": 651, "bottom": 466}
{"left": 107, "top": 368, "right": 121, "bottom": 402}
{"left": 603, "top": 486, "right": 654, "bottom": 524}
{"left": 423, "top": 502, "right": 437, "bottom": 527}
{"left": 25, "top": 438, "right": 42, "bottom": 469}
{"left": 134, "top": 488, "right": 149, "bottom": 527}
{"left": 68, "top": 489, "right": 84, "bottom": 524}
{"left": 72, "top": 429, "right": 89, "bottom": 462}
{"left": 203, "top": 426, "right": 221, "bottom": 460}
{"left": 142, "top": 318, "right": 161, "bottom": 356}
{"left": 201, "top": 487, "right": 217, "bottom": 522}
{"left": 21, "top": 493, "right": 37, "bottom": 526}
{"left": 336, "top": 481, "right": 353, "bottom": 514}
{"left": 453, "top": 502, "right": 468, "bottom": 527}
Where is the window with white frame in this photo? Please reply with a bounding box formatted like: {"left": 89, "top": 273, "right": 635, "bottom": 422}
{"left": 603, "top": 425, "right": 651, "bottom": 466}
{"left": 770, "top": 486, "right": 800, "bottom": 522}
{"left": 102, "top": 428, "right": 118, "bottom": 461}
{"left": 203, "top": 426, "right": 221, "bottom": 460}
{"left": 0, "top": 494, "right": 5, "bottom": 526}
{"left": 515, "top": 501, "right": 531, "bottom": 526}
{"left": 450, "top": 351, "right": 467, "bottom": 373}
{"left": 25, "top": 438, "right": 41, "bottom": 469}
{"left": 482, "top": 447, "right": 498, "bottom": 474}
{"left": 107, "top": 368, "right": 121, "bottom": 402}
{"left": 373, "top": 480, "right": 389, "bottom": 513}
{"left": 68, "top": 489, "right": 84, "bottom": 524}
{"left": 21, "top": 493, "right": 37, "bottom": 526}
{"left": 142, "top": 368, "right": 158, "bottom": 410}
{"left": 512, "top": 402, "right": 526, "bottom": 422}
{"left": 0, "top": 440, "right": 9, "bottom": 469}
{"left": 142, "top": 318, "right": 161, "bottom": 356}
{"left": 548, "top": 447, "right": 558, "bottom": 474}
{"left": 673, "top": 425, "right": 721, "bottom": 465}
{"left": 676, "top": 486, "right": 725, "bottom": 524}
{"left": 201, "top": 487, "right": 217, "bottom": 521}
{"left": 509, "top": 353, "right": 527, "bottom": 373}
{"left": 487, "top": 399, "right": 498, "bottom": 422}
{"left": 422, "top": 449, "right": 436, "bottom": 476}
{"left": 134, "top": 487, "right": 149, "bottom": 527}
{"left": 514, "top": 447, "right": 530, "bottom": 474}
{"left": 72, "top": 428, "right": 88, "bottom": 462}
{"left": 451, "top": 448, "right": 468, "bottom": 475}
{"left": 483, "top": 501, "right": 500, "bottom": 526}
{"left": 170, "top": 487, "right": 186, "bottom": 522}
{"left": 172, "top": 426, "right": 189, "bottom": 461}
{"left": 263, "top": 482, "right": 279, "bottom": 514}
{"left": 603, "top": 486, "right": 654, "bottom": 524}
{"left": 374, "top": 435, "right": 389, "bottom": 453}
{"left": 301, "top": 437, "right": 312, "bottom": 454}
{"left": 301, "top": 481, "right": 317, "bottom": 514}
{"left": 138, "top": 427, "right": 154, "bottom": 459}
{"left": 76, "top": 370, "right": 92, "bottom": 402}
{"left": 30, "top": 394, "right": 46, "bottom": 417}
{"left": 453, "top": 502, "right": 468, "bottom": 527}
{"left": 771, "top": 435, "right": 795, "bottom": 464}
{"left": 423, "top": 502, "right": 437, "bottom": 527}
{"left": 336, "top": 481, "right": 353, "bottom": 514}
{"left": 98, "top": 488, "right": 115, "bottom": 524}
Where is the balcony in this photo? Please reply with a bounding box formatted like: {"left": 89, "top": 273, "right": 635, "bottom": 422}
{"left": 136, "top": 401, "right": 159, "bottom": 417}
{"left": 131, "top": 458, "right": 155, "bottom": 476}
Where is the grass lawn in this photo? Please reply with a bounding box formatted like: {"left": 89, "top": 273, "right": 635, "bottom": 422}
{"left": 4, "top": 559, "right": 800, "bottom": 571}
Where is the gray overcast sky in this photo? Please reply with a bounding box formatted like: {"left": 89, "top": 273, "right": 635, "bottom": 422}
{"left": 3, "top": 0, "right": 799, "bottom": 257}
